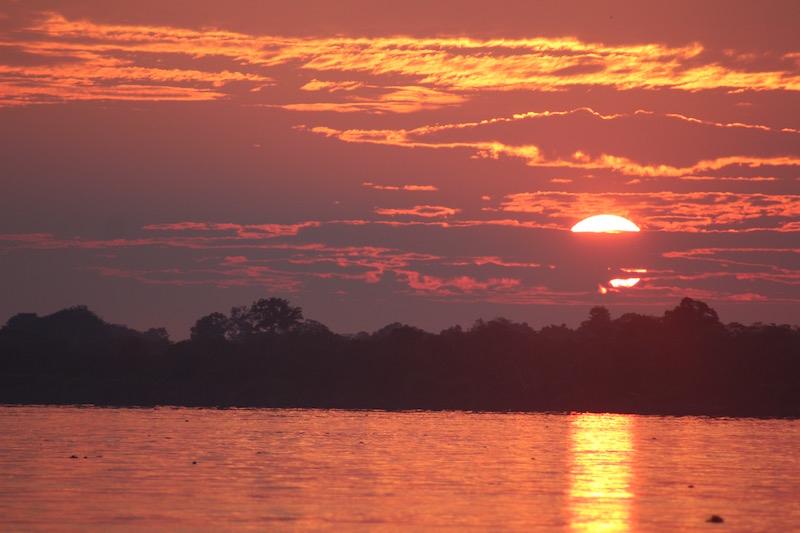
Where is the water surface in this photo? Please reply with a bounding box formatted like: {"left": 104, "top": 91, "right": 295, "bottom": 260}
{"left": 1, "top": 406, "right": 798, "bottom": 531}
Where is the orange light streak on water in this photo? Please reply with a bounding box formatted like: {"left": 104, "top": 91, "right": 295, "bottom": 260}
{"left": 567, "top": 413, "right": 636, "bottom": 532}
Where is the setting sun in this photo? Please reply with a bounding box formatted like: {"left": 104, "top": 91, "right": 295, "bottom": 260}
{"left": 609, "top": 278, "right": 641, "bottom": 288}
{"left": 571, "top": 215, "right": 640, "bottom": 233}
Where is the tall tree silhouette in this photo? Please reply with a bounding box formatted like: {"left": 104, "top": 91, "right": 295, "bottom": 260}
{"left": 250, "top": 298, "right": 303, "bottom": 335}
{"left": 228, "top": 298, "right": 303, "bottom": 342}
{"left": 663, "top": 297, "right": 721, "bottom": 331}
{"left": 579, "top": 306, "right": 613, "bottom": 340}
{"left": 190, "top": 312, "right": 229, "bottom": 343}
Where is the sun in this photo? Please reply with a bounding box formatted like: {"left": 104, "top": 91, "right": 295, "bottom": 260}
{"left": 571, "top": 214, "right": 640, "bottom": 233}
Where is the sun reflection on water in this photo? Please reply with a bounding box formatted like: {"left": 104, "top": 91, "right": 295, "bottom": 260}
{"left": 567, "top": 413, "right": 635, "bottom": 532}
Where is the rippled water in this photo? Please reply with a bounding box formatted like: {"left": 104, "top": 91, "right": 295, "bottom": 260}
{"left": 1, "top": 406, "right": 798, "bottom": 531}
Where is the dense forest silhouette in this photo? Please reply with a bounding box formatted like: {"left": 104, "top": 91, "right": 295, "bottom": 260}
{"left": 1, "top": 297, "right": 799, "bottom": 417}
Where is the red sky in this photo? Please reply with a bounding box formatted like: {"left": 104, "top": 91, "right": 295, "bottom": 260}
{"left": 2, "top": 0, "right": 800, "bottom": 337}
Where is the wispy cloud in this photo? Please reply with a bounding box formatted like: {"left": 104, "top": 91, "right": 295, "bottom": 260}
{"left": 4, "top": 219, "right": 800, "bottom": 312}
{"left": 501, "top": 191, "right": 800, "bottom": 232}
{"left": 363, "top": 182, "right": 438, "bottom": 191}
{"left": 304, "top": 107, "right": 800, "bottom": 178}
{"left": 141, "top": 221, "right": 319, "bottom": 238}
{"left": 5, "top": 13, "right": 800, "bottom": 109}
{"left": 660, "top": 247, "right": 800, "bottom": 286}
{"left": 398, "top": 270, "right": 520, "bottom": 296}
{"left": 374, "top": 205, "right": 460, "bottom": 218}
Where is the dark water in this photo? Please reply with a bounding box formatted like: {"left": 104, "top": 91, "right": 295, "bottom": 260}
{"left": 1, "top": 406, "right": 798, "bottom": 531}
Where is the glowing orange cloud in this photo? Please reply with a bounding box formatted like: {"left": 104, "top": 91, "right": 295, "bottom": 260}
{"left": 1, "top": 13, "right": 275, "bottom": 106}
{"left": 402, "top": 185, "right": 439, "bottom": 192}
{"left": 301, "top": 80, "right": 364, "bottom": 92}
{"left": 302, "top": 107, "right": 800, "bottom": 177}
{"left": 399, "top": 271, "right": 520, "bottom": 295}
{"left": 503, "top": 191, "right": 800, "bottom": 232}
{"left": 449, "top": 257, "right": 543, "bottom": 269}
{"left": 5, "top": 13, "right": 800, "bottom": 108}
{"left": 375, "top": 206, "right": 460, "bottom": 218}
{"left": 363, "top": 183, "right": 438, "bottom": 191}
{"left": 282, "top": 86, "right": 466, "bottom": 113}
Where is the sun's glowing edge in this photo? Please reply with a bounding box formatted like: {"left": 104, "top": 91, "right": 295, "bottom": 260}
{"left": 571, "top": 214, "right": 640, "bottom": 233}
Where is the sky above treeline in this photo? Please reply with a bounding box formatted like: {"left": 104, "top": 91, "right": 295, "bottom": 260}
{"left": 2, "top": 0, "right": 800, "bottom": 338}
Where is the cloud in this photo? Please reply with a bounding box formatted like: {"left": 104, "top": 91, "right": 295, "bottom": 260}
{"left": 142, "top": 221, "right": 319, "bottom": 238}
{"left": 501, "top": 191, "right": 800, "bottom": 232}
{"left": 374, "top": 205, "right": 460, "bottom": 218}
{"left": 1, "top": 14, "right": 273, "bottom": 106}
{"left": 5, "top": 13, "right": 800, "bottom": 109}
{"left": 402, "top": 185, "right": 438, "bottom": 191}
{"left": 281, "top": 85, "right": 466, "bottom": 113}
{"left": 448, "top": 256, "right": 543, "bottom": 269}
{"left": 363, "top": 182, "right": 438, "bottom": 191}
{"left": 301, "top": 106, "right": 800, "bottom": 180}
{"left": 300, "top": 80, "right": 364, "bottom": 92}
{"left": 84, "top": 263, "right": 305, "bottom": 291}
{"left": 398, "top": 270, "right": 521, "bottom": 296}
{"left": 5, "top": 218, "right": 800, "bottom": 316}
{"left": 660, "top": 247, "right": 800, "bottom": 285}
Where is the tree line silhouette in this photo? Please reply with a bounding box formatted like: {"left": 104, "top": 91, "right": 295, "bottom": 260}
{"left": 1, "top": 297, "right": 799, "bottom": 417}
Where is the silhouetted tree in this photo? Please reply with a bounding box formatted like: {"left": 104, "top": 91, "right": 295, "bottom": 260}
{"left": 227, "top": 298, "right": 303, "bottom": 342}
{"left": 579, "top": 306, "right": 613, "bottom": 343}
{"left": 44, "top": 305, "right": 108, "bottom": 341}
{"left": 373, "top": 322, "right": 406, "bottom": 338}
{"left": 581, "top": 306, "right": 612, "bottom": 330}
{"left": 663, "top": 297, "right": 720, "bottom": 330}
{"left": 144, "top": 327, "right": 170, "bottom": 343}
{"left": 3, "top": 312, "right": 39, "bottom": 334}
{"left": 228, "top": 305, "right": 253, "bottom": 343}
{"left": 190, "top": 312, "right": 229, "bottom": 343}
{"left": 439, "top": 324, "right": 464, "bottom": 338}
{"left": 3, "top": 298, "right": 800, "bottom": 416}
{"left": 250, "top": 298, "right": 303, "bottom": 335}
{"left": 538, "top": 323, "right": 576, "bottom": 345}
{"left": 291, "top": 319, "right": 333, "bottom": 338}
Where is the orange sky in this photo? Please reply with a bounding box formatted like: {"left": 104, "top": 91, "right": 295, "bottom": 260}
{"left": 2, "top": 1, "right": 800, "bottom": 336}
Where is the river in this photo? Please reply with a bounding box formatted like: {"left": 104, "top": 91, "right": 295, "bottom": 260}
{"left": 1, "top": 406, "right": 798, "bottom": 531}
